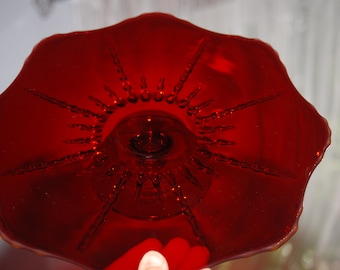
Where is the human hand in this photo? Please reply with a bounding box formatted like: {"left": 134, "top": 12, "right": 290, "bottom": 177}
{"left": 105, "top": 237, "right": 210, "bottom": 270}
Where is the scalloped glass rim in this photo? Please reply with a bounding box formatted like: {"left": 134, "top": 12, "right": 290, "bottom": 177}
{"left": 0, "top": 13, "right": 331, "bottom": 269}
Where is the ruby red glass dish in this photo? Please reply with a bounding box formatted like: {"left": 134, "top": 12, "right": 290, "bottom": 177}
{"left": 0, "top": 13, "right": 330, "bottom": 269}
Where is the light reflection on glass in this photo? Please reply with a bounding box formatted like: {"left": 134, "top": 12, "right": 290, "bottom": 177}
{"left": 0, "top": 0, "right": 339, "bottom": 269}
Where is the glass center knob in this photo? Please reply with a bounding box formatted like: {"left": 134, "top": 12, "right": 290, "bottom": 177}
{"left": 130, "top": 131, "right": 172, "bottom": 158}
{"left": 91, "top": 111, "right": 212, "bottom": 220}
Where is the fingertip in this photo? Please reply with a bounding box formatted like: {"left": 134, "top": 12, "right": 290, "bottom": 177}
{"left": 177, "top": 245, "right": 211, "bottom": 270}
{"left": 161, "top": 237, "right": 191, "bottom": 269}
{"left": 138, "top": 250, "right": 169, "bottom": 270}
{"left": 105, "top": 238, "right": 163, "bottom": 270}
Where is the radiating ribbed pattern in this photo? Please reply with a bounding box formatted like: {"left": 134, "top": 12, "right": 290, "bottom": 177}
{"left": 0, "top": 0, "right": 338, "bottom": 269}
{"left": 71, "top": 1, "right": 340, "bottom": 268}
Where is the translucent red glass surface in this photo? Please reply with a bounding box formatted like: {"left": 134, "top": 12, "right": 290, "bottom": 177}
{"left": 0, "top": 13, "right": 330, "bottom": 269}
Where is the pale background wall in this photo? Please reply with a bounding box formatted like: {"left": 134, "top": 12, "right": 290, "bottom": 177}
{"left": 0, "top": 0, "right": 339, "bottom": 269}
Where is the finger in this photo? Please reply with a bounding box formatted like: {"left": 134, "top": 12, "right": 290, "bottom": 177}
{"left": 177, "top": 245, "right": 210, "bottom": 270}
{"left": 138, "top": 250, "right": 169, "bottom": 270}
{"left": 105, "top": 238, "right": 163, "bottom": 270}
{"left": 161, "top": 237, "right": 190, "bottom": 270}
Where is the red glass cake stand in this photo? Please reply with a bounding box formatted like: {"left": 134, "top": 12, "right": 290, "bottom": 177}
{"left": 0, "top": 13, "right": 330, "bottom": 269}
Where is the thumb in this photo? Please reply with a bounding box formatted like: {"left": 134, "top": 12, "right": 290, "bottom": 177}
{"left": 138, "top": 251, "right": 169, "bottom": 270}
